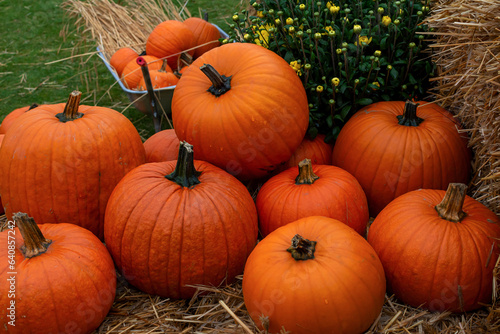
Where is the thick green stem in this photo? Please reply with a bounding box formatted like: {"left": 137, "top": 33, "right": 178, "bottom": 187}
{"left": 435, "top": 183, "right": 467, "bottom": 222}
{"left": 200, "top": 64, "right": 232, "bottom": 97}
{"left": 55, "top": 91, "right": 84, "bottom": 122}
{"left": 14, "top": 213, "right": 52, "bottom": 259}
{"left": 287, "top": 234, "right": 317, "bottom": 261}
{"left": 165, "top": 141, "right": 202, "bottom": 188}
{"left": 295, "top": 159, "right": 319, "bottom": 185}
{"left": 397, "top": 100, "right": 423, "bottom": 126}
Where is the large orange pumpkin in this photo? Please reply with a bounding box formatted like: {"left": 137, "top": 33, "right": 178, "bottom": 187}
{"left": 143, "top": 129, "right": 180, "bottom": 162}
{"left": 104, "top": 142, "right": 258, "bottom": 299}
{"left": 0, "top": 213, "right": 116, "bottom": 333}
{"left": 145, "top": 20, "right": 196, "bottom": 71}
{"left": 0, "top": 103, "right": 39, "bottom": 134}
{"left": 256, "top": 158, "right": 369, "bottom": 236}
{"left": 0, "top": 134, "right": 3, "bottom": 214}
{"left": 184, "top": 16, "right": 221, "bottom": 59}
{"left": 367, "top": 183, "right": 500, "bottom": 312}
{"left": 0, "top": 91, "right": 146, "bottom": 239}
{"left": 172, "top": 43, "right": 309, "bottom": 180}
{"left": 332, "top": 100, "right": 471, "bottom": 216}
{"left": 243, "top": 216, "right": 386, "bottom": 334}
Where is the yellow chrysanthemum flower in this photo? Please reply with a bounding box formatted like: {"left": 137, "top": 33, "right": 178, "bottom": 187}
{"left": 382, "top": 16, "right": 392, "bottom": 27}
{"left": 355, "top": 36, "right": 373, "bottom": 46}
{"left": 331, "top": 77, "right": 340, "bottom": 86}
{"left": 253, "top": 24, "right": 273, "bottom": 47}
{"left": 289, "top": 60, "right": 303, "bottom": 76}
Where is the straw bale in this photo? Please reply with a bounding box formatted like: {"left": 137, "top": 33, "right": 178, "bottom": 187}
{"left": 423, "top": 0, "right": 500, "bottom": 216}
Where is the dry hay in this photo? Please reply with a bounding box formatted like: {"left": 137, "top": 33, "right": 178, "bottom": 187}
{"left": 62, "top": 0, "right": 191, "bottom": 62}
{"left": 424, "top": 0, "right": 500, "bottom": 216}
{"left": 1, "top": 205, "right": 499, "bottom": 334}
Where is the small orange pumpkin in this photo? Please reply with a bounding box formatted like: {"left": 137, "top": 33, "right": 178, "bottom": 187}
{"left": 256, "top": 158, "right": 369, "bottom": 236}
{"left": 137, "top": 61, "right": 178, "bottom": 90}
{"left": 121, "top": 55, "right": 163, "bottom": 89}
{"left": 110, "top": 47, "right": 139, "bottom": 77}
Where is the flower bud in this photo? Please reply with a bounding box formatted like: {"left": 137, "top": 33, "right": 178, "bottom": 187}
{"left": 232, "top": 15, "right": 239, "bottom": 22}
{"left": 353, "top": 24, "right": 362, "bottom": 34}
{"left": 316, "top": 85, "right": 324, "bottom": 93}
{"left": 374, "top": 50, "right": 382, "bottom": 57}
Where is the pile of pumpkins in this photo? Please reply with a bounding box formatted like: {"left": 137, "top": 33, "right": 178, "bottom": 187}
{"left": 0, "top": 17, "right": 499, "bottom": 334}
{"left": 110, "top": 17, "right": 221, "bottom": 90}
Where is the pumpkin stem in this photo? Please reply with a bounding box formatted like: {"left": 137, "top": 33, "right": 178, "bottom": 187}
{"left": 287, "top": 234, "right": 317, "bottom": 261}
{"left": 295, "top": 159, "right": 320, "bottom": 185}
{"left": 28, "top": 103, "right": 39, "bottom": 110}
{"left": 200, "top": 64, "right": 232, "bottom": 97}
{"left": 56, "top": 91, "right": 84, "bottom": 122}
{"left": 165, "top": 141, "right": 202, "bottom": 188}
{"left": 14, "top": 212, "right": 52, "bottom": 259}
{"left": 435, "top": 183, "right": 468, "bottom": 222}
{"left": 397, "top": 100, "right": 423, "bottom": 126}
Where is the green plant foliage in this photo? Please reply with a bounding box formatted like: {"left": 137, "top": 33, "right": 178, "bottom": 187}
{"left": 226, "top": 0, "right": 435, "bottom": 141}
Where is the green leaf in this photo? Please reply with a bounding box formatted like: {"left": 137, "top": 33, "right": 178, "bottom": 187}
{"left": 357, "top": 98, "right": 373, "bottom": 106}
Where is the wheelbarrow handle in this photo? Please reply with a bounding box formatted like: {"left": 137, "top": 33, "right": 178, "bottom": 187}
{"left": 137, "top": 56, "right": 161, "bottom": 133}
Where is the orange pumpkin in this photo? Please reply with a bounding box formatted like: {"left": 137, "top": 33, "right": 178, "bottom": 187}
{"left": 145, "top": 20, "right": 196, "bottom": 71}
{"left": 184, "top": 16, "right": 221, "bottom": 59}
{"left": 332, "top": 100, "right": 471, "bottom": 216}
{"left": 137, "top": 62, "right": 178, "bottom": 90}
{"left": 0, "top": 104, "right": 39, "bottom": 134}
{"left": 276, "top": 133, "right": 332, "bottom": 173}
{"left": 121, "top": 55, "right": 163, "bottom": 89}
{"left": 172, "top": 43, "right": 309, "bottom": 180}
{"left": 110, "top": 47, "right": 139, "bottom": 77}
{"left": 256, "top": 159, "right": 369, "bottom": 236}
{"left": 0, "top": 91, "right": 146, "bottom": 239}
{"left": 368, "top": 183, "right": 500, "bottom": 312}
{"left": 143, "top": 129, "right": 180, "bottom": 162}
{"left": 104, "top": 142, "right": 258, "bottom": 299}
{"left": 0, "top": 213, "right": 116, "bottom": 333}
{"left": 0, "top": 134, "right": 3, "bottom": 214}
{"left": 243, "top": 216, "right": 386, "bottom": 334}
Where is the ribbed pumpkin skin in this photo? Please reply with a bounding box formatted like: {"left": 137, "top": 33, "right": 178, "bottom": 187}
{"left": 0, "top": 135, "right": 3, "bottom": 215}
{"left": 110, "top": 47, "right": 139, "bottom": 77}
{"left": 367, "top": 189, "right": 500, "bottom": 312}
{"left": 184, "top": 17, "right": 221, "bottom": 58}
{"left": 172, "top": 43, "right": 309, "bottom": 180}
{"left": 280, "top": 134, "right": 332, "bottom": 172}
{"left": 143, "top": 129, "right": 180, "bottom": 162}
{"left": 0, "top": 105, "right": 39, "bottom": 134}
{"left": 0, "top": 223, "right": 116, "bottom": 333}
{"left": 243, "top": 216, "right": 386, "bottom": 334}
{"left": 256, "top": 164, "right": 369, "bottom": 236}
{"left": 104, "top": 160, "right": 259, "bottom": 299}
{"left": 332, "top": 101, "right": 471, "bottom": 216}
{"left": 121, "top": 55, "right": 162, "bottom": 89}
{"left": 0, "top": 103, "right": 146, "bottom": 239}
{"left": 145, "top": 20, "right": 196, "bottom": 70}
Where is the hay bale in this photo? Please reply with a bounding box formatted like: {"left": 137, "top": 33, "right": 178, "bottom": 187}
{"left": 424, "top": 0, "right": 500, "bottom": 216}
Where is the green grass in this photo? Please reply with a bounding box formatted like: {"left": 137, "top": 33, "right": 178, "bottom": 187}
{"left": 0, "top": 0, "right": 243, "bottom": 137}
